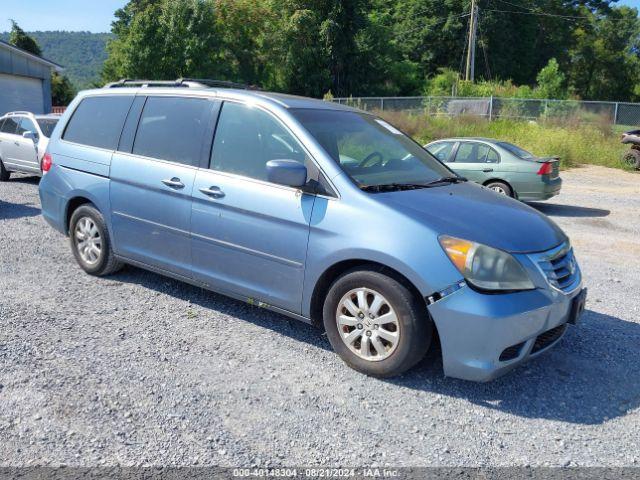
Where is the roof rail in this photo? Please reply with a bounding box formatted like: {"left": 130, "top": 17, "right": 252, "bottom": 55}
{"left": 177, "top": 78, "right": 259, "bottom": 90}
{"left": 103, "top": 78, "right": 260, "bottom": 90}
{"left": 104, "top": 79, "right": 187, "bottom": 89}
{"left": 6, "top": 111, "right": 33, "bottom": 116}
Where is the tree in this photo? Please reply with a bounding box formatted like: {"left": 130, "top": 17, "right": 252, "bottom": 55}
{"left": 51, "top": 72, "right": 76, "bottom": 106}
{"left": 536, "top": 58, "right": 567, "bottom": 99}
{"left": 566, "top": 6, "right": 640, "bottom": 100}
{"left": 103, "top": 0, "right": 223, "bottom": 81}
{"left": 8, "top": 20, "right": 42, "bottom": 56}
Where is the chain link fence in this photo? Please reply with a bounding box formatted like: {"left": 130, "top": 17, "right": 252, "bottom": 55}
{"left": 332, "top": 96, "right": 640, "bottom": 127}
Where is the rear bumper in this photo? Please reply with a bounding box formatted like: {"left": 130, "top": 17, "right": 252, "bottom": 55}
{"left": 428, "top": 282, "right": 583, "bottom": 382}
{"left": 38, "top": 167, "right": 69, "bottom": 235}
{"left": 518, "top": 176, "right": 562, "bottom": 201}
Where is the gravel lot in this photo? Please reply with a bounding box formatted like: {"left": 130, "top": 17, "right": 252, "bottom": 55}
{"left": 1, "top": 165, "right": 639, "bottom": 468}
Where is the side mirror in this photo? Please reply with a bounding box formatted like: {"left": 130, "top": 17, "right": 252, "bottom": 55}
{"left": 266, "top": 159, "right": 307, "bottom": 188}
{"left": 23, "top": 131, "right": 37, "bottom": 141}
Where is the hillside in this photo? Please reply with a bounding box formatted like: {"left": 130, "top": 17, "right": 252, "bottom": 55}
{"left": 0, "top": 31, "right": 112, "bottom": 89}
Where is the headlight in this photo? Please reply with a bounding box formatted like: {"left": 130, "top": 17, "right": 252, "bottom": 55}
{"left": 439, "top": 236, "right": 534, "bottom": 291}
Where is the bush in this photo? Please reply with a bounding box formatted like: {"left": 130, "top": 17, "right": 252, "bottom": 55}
{"left": 376, "top": 112, "right": 631, "bottom": 170}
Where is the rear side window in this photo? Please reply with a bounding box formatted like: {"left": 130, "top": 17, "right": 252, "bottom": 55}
{"left": 132, "top": 97, "right": 213, "bottom": 167}
{"left": 1, "top": 117, "right": 19, "bottom": 134}
{"left": 63, "top": 96, "right": 133, "bottom": 149}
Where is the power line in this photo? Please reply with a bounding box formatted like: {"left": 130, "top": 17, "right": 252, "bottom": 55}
{"left": 401, "top": 12, "right": 471, "bottom": 36}
{"left": 477, "top": 19, "right": 492, "bottom": 81}
{"left": 483, "top": 8, "right": 589, "bottom": 20}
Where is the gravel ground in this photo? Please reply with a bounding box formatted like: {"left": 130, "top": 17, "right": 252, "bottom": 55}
{"left": 0, "top": 165, "right": 639, "bottom": 468}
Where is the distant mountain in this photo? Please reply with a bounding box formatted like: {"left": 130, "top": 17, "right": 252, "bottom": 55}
{"left": 0, "top": 31, "right": 112, "bottom": 89}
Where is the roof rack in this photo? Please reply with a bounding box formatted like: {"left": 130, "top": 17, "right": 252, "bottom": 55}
{"left": 104, "top": 78, "right": 260, "bottom": 90}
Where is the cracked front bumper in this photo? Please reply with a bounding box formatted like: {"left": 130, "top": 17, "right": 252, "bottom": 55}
{"left": 427, "top": 282, "right": 583, "bottom": 382}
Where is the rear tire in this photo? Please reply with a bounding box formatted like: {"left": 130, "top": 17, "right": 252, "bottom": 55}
{"left": 69, "top": 204, "right": 123, "bottom": 276}
{"left": 0, "top": 159, "right": 10, "bottom": 181}
{"left": 622, "top": 149, "right": 640, "bottom": 170}
{"left": 485, "top": 180, "right": 513, "bottom": 197}
{"left": 322, "top": 268, "right": 432, "bottom": 378}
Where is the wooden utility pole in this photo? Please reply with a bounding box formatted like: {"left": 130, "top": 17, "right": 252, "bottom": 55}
{"left": 465, "top": 0, "right": 479, "bottom": 82}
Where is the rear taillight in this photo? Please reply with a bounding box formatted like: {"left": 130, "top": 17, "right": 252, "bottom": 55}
{"left": 537, "top": 162, "right": 553, "bottom": 175}
{"left": 41, "top": 153, "right": 53, "bottom": 173}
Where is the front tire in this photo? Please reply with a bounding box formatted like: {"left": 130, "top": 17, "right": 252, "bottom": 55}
{"left": 69, "top": 204, "right": 123, "bottom": 276}
{"left": 0, "top": 159, "right": 10, "bottom": 181}
{"left": 323, "top": 268, "right": 432, "bottom": 377}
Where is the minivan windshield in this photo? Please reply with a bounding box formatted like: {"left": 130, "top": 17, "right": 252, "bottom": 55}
{"left": 291, "top": 109, "right": 455, "bottom": 188}
{"left": 37, "top": 118, "right": 59, "bottom": 138}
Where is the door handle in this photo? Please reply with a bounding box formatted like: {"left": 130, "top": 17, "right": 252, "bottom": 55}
{"left": 161, "top": 177, "right": 185, "bottom": 189}
{"left": 483, "top": 168, "right": 494, "bottom": 172}
{"left": 199, "top": 186, "right": 225, "bottom": 199}
{"left": 14, "top": 141, "right": 20, "bottom": 146}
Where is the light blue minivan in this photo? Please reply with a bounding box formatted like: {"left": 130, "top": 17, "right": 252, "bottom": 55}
{"left": 39, "top": 79, "right": 586, "bottom": 381}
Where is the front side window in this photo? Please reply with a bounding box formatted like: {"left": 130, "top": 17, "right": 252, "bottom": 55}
{"left": 210, "top": 102, "right": 309, "bottom": 182}
{"left": 1, "top": 117, "right": 19, "bottom": 134}
{"left": 133, "top": 96, "right": 213, "bottom": 167}
{"left": 17, "top": 118, "right": 38, "bottom": 136}
{"left": 427, "top": 142, "right": 455, "bottom": 162}
{"left": 37, "top": 119, "right": 59, "bottom": 138}
{"left": 63, "top": 96, "right": 133, "bottom": 149}
{"left": 291, "top": 109, "right": 452, "bottom": 187}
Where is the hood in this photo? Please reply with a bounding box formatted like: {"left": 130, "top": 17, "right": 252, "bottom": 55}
{"left": 376, "top": 182, "right": 567, "bottom": 253}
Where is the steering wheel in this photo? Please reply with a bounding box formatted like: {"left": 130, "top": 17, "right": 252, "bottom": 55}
{"left": 358, "top": 151, "right": 384, "bottom": 168}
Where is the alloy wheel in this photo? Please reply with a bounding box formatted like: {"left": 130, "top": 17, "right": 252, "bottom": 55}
{"left": 75, "top": 217, "right": 102, "bottom": 265}
{"left": 335, "top": 287, "right": 400, "bottom": 361}
{"left": 490, "top": 185, "right": 507, "bottom": 195}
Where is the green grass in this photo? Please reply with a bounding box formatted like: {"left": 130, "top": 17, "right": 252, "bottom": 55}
{"left": 377, "top": 112, "right": 631, "bottom": 170}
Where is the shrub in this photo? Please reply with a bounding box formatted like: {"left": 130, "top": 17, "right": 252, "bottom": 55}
{"left": 376, "top": 112, "right": 631, "bottom": 170}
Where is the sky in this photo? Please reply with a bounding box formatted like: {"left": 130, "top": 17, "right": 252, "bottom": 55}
{"left": 1, "top": 0, "right": 639, "bottom": 33}
{"left": 1, "top": 0, "right": 128, "bottom": 33}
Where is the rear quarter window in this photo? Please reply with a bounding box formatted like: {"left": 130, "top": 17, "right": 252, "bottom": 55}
{"left": 63, "top": 96, "right": 133, "bottom": 150}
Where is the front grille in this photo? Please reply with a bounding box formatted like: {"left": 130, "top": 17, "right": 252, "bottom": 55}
{"left": 499, "top": 341, "right": 526, "bottom": 362}
{"left": 531, "top": 324, "right": 567, "bottom": 354}
{"left": 535, "top": 244, "right": 580, "bottom": 292}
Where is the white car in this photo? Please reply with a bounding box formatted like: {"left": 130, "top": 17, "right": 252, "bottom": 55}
{"left": 0, "top": 111, "right": 59, "bottom": 180}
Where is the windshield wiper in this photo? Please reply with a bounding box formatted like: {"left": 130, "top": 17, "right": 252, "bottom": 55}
{"left": 359, "top": 183, "right": 431, "bottom": 192}
{"left": 359, "top": 177, "right": 467, "bottom": 193}
{"left": 422, "top": 176, "right": 468, "bottom": 186}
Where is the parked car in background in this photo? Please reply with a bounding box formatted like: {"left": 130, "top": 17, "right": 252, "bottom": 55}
{"left": 0, "top": 111, "right": 59, "bottom": 180}
{"left": 39, "top": 80, "right": 585, "bottom": 382}
{"left": 425, "top": 138, "right": 562, "bottom": 202}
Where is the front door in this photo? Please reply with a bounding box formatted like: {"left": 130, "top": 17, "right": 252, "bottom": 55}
{"left": 14, "top": 117, "right": 40, "bottom": 172}
{"left": 191, "top": 101, "right": 316, "bottom": 313}
{"left": 451, "top": 141, "right": 500, "bottom": 183}
{"left": 110, "top": 95, "right": 217, "bottom": 278}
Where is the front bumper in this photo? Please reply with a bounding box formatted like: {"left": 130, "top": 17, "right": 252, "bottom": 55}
{"left": 428, "top": 281, "right": 583, "bottom": 382}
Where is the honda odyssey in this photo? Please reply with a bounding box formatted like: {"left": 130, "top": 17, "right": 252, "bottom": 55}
{"left": 39, "top": 79, "right": 586, "bottom": 381}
